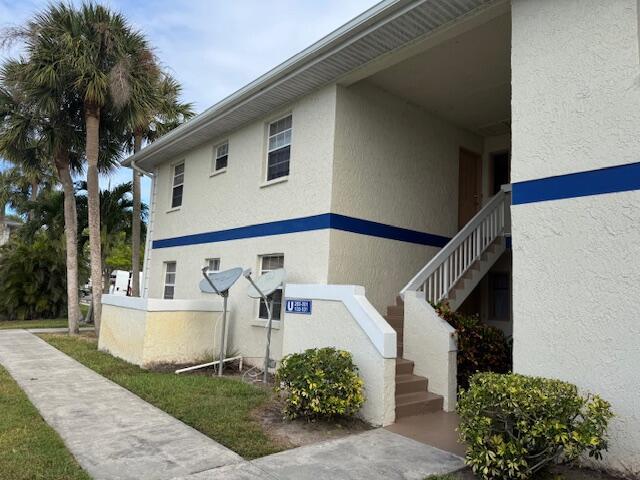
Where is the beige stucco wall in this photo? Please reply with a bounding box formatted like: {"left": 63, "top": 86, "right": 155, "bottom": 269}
{"left": 151, "top": 85, "right": 337, "bottom": 241}
{"left": 143, "top": 85, "right": 338, "bottom": 366}
{"left": 100, "top": 304, "right": 147, "bottom": 366}
{"left": 99, "top": 301, "right": 222, "bottom": 368}
{"left": 281, "top": 290, "right": 396, "bottom": 426}
{"left": 328, "top": 82, "right": 483, "bottom": 309}
{"left": 511, "top": 0, "right": 640, "bottom": 474}
{"left": 147, "top": 230, "right": 331, "bottom": 366}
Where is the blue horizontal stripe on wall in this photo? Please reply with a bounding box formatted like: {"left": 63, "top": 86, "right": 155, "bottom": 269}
{"left": 512, "top": 162, "right": 640, "bottom": 205}
{"left": 152, "top": 213, "right": 450, "bottom": 249}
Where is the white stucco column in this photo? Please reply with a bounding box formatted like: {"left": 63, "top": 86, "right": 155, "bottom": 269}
{"left": 511, "top": 0, "right": 640, "bottom": 475}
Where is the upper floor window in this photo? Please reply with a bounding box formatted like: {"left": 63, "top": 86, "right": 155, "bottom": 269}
{"left": 163, "top": 261, "right": 177, "bottom": 299}
{"left": 205, "top": 258, "right": 220, "bottom": 273}
{"left": 258, "top": 254, "right": 284, "bottom": 321}
{"left": 266, "top": 115, "right": 292, "bottom": 181}
{"left": 213, "top": 142, "right": 228, "bottom": 173}
{"left": 171, "top": 162, "right": 185, "bottom": 208}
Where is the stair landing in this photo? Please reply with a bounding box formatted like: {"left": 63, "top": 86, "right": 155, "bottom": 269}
{"left": 385, "top": 297, "right": 444, "bottom": 420}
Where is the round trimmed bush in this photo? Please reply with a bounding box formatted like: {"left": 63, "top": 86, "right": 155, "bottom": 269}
{"left": 457, "top": 372, "right": 613, "bottom": 480}
{"left": 275, "top": 347, "right": 365, "bottom": 420}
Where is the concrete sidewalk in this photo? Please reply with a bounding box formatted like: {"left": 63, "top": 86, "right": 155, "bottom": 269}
{"left": 0, "top": 330, "right": 464, "bottom": 480}
{"left": 174, "top": 429, "right": 464, "bottom": 480}
{"left": 0, "top": 330, "right": 242, "bottom": 480}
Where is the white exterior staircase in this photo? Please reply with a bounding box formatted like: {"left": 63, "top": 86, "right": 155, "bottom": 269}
{"left": 401, "top": 186, "right": 511, "bottom": 310}
{"left": 387, "top": 187, "right": 511, "bottom": 417}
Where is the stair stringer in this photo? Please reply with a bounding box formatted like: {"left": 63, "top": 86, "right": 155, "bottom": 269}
{"left": 403, "top": 290, "right": 458, "bottom": 412}
{"left": 448, "top": 236, "right": 507, "bottom": 311}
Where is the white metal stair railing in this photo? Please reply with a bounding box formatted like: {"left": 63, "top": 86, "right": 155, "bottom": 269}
{"left": 400, "top": 186, "right": 511, "bottom": 304}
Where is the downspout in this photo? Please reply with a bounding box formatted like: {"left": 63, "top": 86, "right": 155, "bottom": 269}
{"left": 131, "top": 159, "right": 155, "bottom": 298}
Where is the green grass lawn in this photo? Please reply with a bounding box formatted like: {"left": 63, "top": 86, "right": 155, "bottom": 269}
{"left": 41, "top": 334, "right": 284, "bottom": 459}
{"left": 0, "top": 318, "right": 70, "bottom": 330}
{"left": 0, "top": 365, "right": 90, "bottom": 480}
{"left": 0, "top": 305, "right": 91, "bottom": 330}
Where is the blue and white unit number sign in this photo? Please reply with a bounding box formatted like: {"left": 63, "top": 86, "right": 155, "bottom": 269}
{"left": 285, "top": 299, "right": 312, "bottom": 314}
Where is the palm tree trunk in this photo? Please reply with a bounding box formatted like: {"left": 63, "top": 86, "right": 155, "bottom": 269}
{"left": 85, "top": 105, "right": 103, "bottom": 335}
{"left": 29, "top": 179, "right": 38, "bottom": 221}
{"left": 55, "top": 155, "right": 80, "bottom": 335}
{"left": 102, "top": 267, "right": 111, "bottom": 295}
{"left": 131, "top": 131, "right": 143, "bottom": 297}
{"left": 0, "top": 201, "right": 6, "bottom": 245}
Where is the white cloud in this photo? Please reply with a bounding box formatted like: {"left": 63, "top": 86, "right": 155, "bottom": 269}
{"left": 0, "top": 0, "right": 380, "bottom": 204}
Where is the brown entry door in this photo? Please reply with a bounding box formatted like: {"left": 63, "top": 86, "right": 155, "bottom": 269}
{"left": 458, "top": 148, "right": 482, "bottom": 229}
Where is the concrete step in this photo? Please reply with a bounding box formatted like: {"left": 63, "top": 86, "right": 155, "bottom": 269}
{"left": 395, "top": 391, "right": 444, "bottom": 418}
{"left": 397, "top": 343, "right": 403, "bottom": 357}
{"left": 395, "top": 295, "right": 404, "bottom": 306}
{"left": 387, "top": 305, "right": 404, "bottom": 317}
{"left": 395, "top": 374, "right": 428, "bottom": 395}
{"left": 395, "top": 358, "right": 414, "bottom": 375}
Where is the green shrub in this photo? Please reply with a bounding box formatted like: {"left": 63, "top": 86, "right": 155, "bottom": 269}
{"left": 275, "top": 347, "right": 365, "bottom": 420}
{"left": 0, "top": 236, "right": 68, "bottom": 320}
{"left": 435, "top": 303, "right": 510, "bottom": 389}
{"left": 457, "top": 372, "right": 613, "bottom": 480}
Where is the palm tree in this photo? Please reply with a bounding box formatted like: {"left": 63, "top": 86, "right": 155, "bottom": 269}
{"left": 126, "top": 73, "right": 193, "bottom": 296}
{"left": 96, "top": 182, "right": 146, "bottom": 294}
{"left": 12, "top": 3, "right": 160, "bottom": 332}
{"left": 0, "top": 63, "right": 85, "bottom": 333}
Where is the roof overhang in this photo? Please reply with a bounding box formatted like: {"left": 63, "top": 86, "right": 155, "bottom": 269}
{"left": 124, "top": 0, "right": 504, "bottom": 170}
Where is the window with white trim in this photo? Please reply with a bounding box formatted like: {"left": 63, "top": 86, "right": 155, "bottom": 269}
{"left": 213, "top": 142, "right": 228, "bottom": 173}
{"left": 163, "top": 261, "right": 177, "bottom": 299}
{"left": 258, "top": 254, "right": 284, "bottom": 321}
{"left": 205, "top": 258, "right": 220, "bottom": 273}
{"left": 266, "top": 115, "right": 292, "bottom": 181}
{"left": 171, "top": 162, "right": 185, "bottom": 208}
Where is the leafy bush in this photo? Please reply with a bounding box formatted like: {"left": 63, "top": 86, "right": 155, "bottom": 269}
{"left": 275, "top": 347, "right": 365, "bottom": 420}
{"left": 436, "top": 303, "right": 510, "bottom": 389}
{"left": 0, "top": 236, "right": 68, "bottom": 320}
{"left": 458, "top": 372, "right": 613, "bottom": 480}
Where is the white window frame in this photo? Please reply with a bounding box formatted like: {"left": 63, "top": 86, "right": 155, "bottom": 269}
{"left": 257, "top": 254, "right": 284, "bottom": 322}
{"left": 211, "top": 141, "right": 228, "bottom": 175}
{"left": 170, "top": 162, "right": 185, "bottom": 209}
{"left": 205, "top": 257, "right": 221, "bottom": 273}
{"left": 264, "top": 114, "right": 292, "bottom": 184}
{"left": 163, "top": 261, "right": 177, "bottom": 299}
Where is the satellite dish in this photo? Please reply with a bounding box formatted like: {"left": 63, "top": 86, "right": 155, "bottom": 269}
{"left": 200, "top": 267, "right": 243, "bottom": 294}
{"left": 247, "top": 268, "right": 286, "bottom": 298}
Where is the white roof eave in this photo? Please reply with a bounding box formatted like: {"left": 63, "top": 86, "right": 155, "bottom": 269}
{"left": 123, "top": 0, "right": 493, "bottom": 169}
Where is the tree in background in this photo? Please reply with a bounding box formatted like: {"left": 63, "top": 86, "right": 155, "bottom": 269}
{"left": 0, "top": 61, "right": 86, "bottom": 333}
{"left": 125, "top": 73, "right": 193, "bottom": 297}
{"left": 0, "top": 235, "right": 68, "bottom": 320}
{"left": 13, "top": 3, "right": 160, "bottom": 333}
{"left": 78, "top": 181, "right": 146, "bottom": 294}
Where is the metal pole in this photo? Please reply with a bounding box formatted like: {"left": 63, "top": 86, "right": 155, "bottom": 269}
{"left": 263, "top": 297, "right": 274, "bottom": 384}
{"left": 219, "top": 294, "right": 227, "bottom": 376}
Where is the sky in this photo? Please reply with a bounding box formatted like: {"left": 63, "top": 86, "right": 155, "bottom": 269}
{"left": 0, "top": 0, "right": 379, "bottom": 206}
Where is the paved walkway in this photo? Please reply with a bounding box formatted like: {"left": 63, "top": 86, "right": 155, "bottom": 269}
{"left": 0, "top": 330, "right": 464, "bottom": 480}
{"left": 175, "top": 429, "right": 463, "bottom": 480}
{"left": 0, "top": 330, "right": 242, "bottom": 480}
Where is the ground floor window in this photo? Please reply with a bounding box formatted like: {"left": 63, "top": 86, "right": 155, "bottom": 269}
{"left": 258, "top": 254, "right": 284, "bottom": 321}
{"left": 205, "top": 258, "right": 220, "bottom": 273}
{"left": 489, "top": 271, "right": 510, "bottom": 321}
{"left": 163, "top": 261, "right": 177, "bottom": 299}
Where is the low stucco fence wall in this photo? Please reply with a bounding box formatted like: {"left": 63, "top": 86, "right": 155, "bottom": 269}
{"left": 99, "top": 295, "right": 223, "bottom": 368}
{"left": 403, "top": 290, "right": 458, "bottom": 412}
{"left": 282, "top": 284, "right": 397, "bottom": 426}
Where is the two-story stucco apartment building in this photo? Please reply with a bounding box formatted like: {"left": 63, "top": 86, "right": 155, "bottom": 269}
{"left": 101, "top": 0, "right": 640, "bottom": 475}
